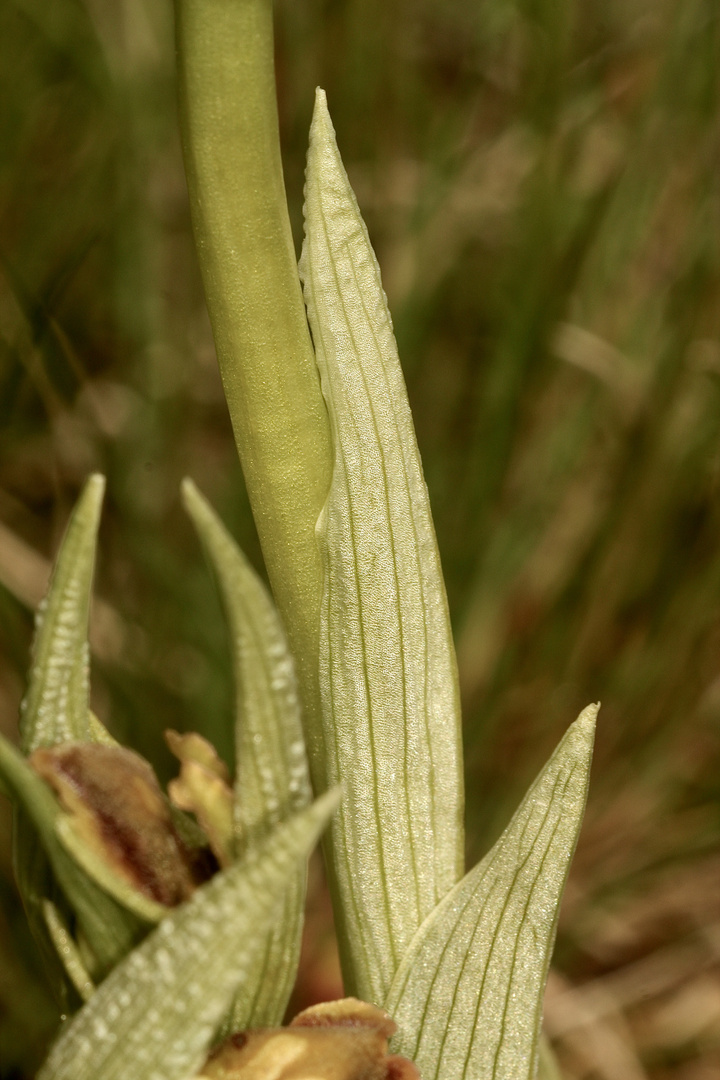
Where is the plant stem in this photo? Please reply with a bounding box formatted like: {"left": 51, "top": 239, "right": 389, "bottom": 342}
{"left": 174, "top": 0, "right": 332, "bottom": 779}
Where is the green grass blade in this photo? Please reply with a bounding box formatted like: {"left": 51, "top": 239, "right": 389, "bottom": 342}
{"left": 384, "top": 706, "right": 597, "bottom": 1080}
{"left": 20, "top": 473, "right": 105, "bottom": 753}
{"left": 36, "top": 789, "right": 340, "bottom": 1080}
{"left": 182, "top": 478, "right": 313, "bottom": 1026}
{"left": 299, "top": 88, "right": 464, "bottom": 1002}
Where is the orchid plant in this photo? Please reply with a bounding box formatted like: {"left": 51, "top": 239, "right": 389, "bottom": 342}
{"left": 0, "top": 1, "right": 596, "bottom": 1078}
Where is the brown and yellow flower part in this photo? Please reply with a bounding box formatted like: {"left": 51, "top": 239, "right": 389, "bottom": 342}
{"left": 197, "top": 998, "right": 419, "bottom": 1080}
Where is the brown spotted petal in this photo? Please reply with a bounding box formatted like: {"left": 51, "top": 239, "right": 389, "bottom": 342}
{"left": 196, "top": 999, "right": 420, "bottom": 1080}
{"left": 30, "top": 742, "right": 206, "bottom": 908}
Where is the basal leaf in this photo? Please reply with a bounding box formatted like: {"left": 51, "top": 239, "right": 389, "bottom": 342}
{"left": 384, "top": 706, "right": 597, "bottom": 1080}
{"left": 37, "top": 789, "right": 340, "bottom": 1080}
{"left": 299, "top": 87, "right": 464, "bottom": 1002}
{"left": 20, "top": 473, "right": 105, "bottom": 753}
{"left": 182, "top": 477, "right": 313, "bottom": 1026}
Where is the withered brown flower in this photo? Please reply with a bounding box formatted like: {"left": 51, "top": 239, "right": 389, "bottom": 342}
{"left": 29, "top": 742, "right": 213, "bottom": 907}
{"left": 197, "top": 998, "right": 420, "bottom": 1080}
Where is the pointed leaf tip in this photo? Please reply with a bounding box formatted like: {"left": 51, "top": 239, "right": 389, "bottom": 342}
{"left": 182, "top": 477, "right": 314, "bottom": 1028}
{"left": 385, "top": 707, "right": 596, "bottom": 1080}
{"left": 21, "top": 473, "right": 107, "bottom": 753}
{"left": 86, "top": 472, "right": 106, "bottom": 499}
{"left": 301, "top": 93, "right": 464, "bottom": 1002}
{"left": 12, "top": 475, "right": 142, "bottom": 986}
{"left": 37, "top": 789, "right": 340, "bottom": 1080}
{"left": 311, "top": 86, "right": 331, "bottom": 135}
{"left": 565, "top": 702, "right": 599, "bottom": 755}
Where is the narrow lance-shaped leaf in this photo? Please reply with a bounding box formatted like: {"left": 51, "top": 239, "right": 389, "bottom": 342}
{"left": 10, "top": 475, "right": 142, "bottom": 994}
{"left": 20, "top": 473, "right": 104, "bottom": 753}
{"left": 299, "top": 87, "right": 464, "bottom": 1002}
{"left": 41, "top": 899, "right": 95, "bottom": 1002}
{"left": 384, "top": 705, "right": 598, "bottom": 1080}
{"left": 182, "top": 478, "right": 313, "bottom": 1027}
{"left": 37, "top": 789, "right": 340, "bottom": 1080}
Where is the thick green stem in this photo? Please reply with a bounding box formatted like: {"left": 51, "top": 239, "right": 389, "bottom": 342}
{"left": 174, "top": 0, "right": 332, "bottom": 779}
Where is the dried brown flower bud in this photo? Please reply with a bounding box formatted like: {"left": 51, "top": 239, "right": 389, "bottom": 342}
{"left": 196, "top": 998, "right": 420, "bottom": 1080}
{"left": 30, "top": 742, "right": 209, "bottom": 906}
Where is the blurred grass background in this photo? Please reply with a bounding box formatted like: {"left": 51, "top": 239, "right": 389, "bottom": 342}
{"left": 1, "top": 0, "right": 720, "bottom": 1076}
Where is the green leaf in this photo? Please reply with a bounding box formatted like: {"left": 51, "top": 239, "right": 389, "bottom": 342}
{"left": 299, "top": 87, "right": 464, "bottom": 1002}
{"left": 0, "top": 733, "right": 144, "bottom": 983}
{"left": 9, "top": 475, "right": 142, "bottom": 991}
{"left": 181, "top": 480, "right": 313, "bottom": 840}
{"left": 20, "top": 473, "right": 105, "bottom": 753}
{"left": 87, "top": 709, "right": 120, "bottom": 747}
{"left": 37, "top": 789, "right": 341, "bottom": 1080}
{"left": 41, "top": 900, "right": 95, "bottom": 1002}
{"left": 383, "top": 706, "right": 597, "bottom": 1080}
{"left": 182, "top": 479, "right": 314, "bottom": 1027}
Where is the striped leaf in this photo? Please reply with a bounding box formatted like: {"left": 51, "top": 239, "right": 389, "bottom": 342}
{"left": 20, "top": 473, "right": 105, "bottom": 753}
{"left": 299, "top": 88, "right": 464, "bottom": 1003}
{"left": 11, "top": 476, "right": 141, "bottom": 999}
{"left": 384, "top": 707, "right": 597, "bottom": 1080}
{"left": 182, "top": 479, "right": 313, "bottom": 1026}
{"left": 37, "top": 789, "right": 340, "bottom": 1080}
